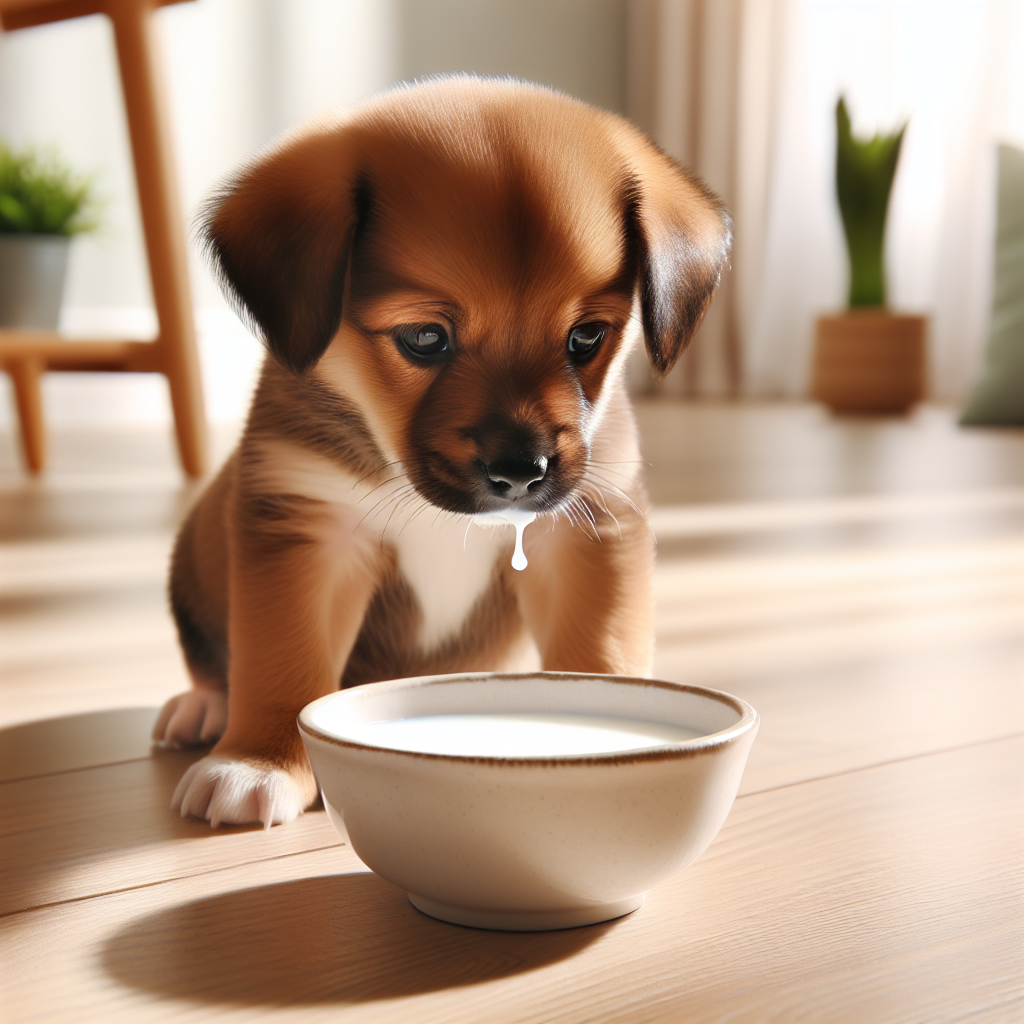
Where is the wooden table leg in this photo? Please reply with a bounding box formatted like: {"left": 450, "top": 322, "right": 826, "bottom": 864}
{"left": 9, "top": 357, "right": 45, "bottom": 474}
{"left": 108, "top": 0, "right": 208, "bottom": 478}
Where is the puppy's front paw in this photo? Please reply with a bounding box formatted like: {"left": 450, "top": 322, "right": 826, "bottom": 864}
{"left": 153, "top": 689, "right": 228, "bottom": 748}
{"left": 172, "top": 755, "right": 308, "bottom": 829}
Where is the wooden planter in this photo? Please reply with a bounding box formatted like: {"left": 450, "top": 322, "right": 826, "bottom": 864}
{"left": 812, "top": 310, "right": 927, "bottom": 414}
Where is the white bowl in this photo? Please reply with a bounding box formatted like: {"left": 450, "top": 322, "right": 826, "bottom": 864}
{"left": 298, "top": 672, "right": 758, "bottom": 931}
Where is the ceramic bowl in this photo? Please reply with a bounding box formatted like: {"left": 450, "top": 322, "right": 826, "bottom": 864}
{"left": 298, "top": 672, "right": 758, "bottom": 931}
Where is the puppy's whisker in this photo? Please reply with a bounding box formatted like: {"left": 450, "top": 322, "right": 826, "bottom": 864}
{"left": 586, "top": 476, "right": 655, "bottom": 542}
{"left": 357, "top": 471, "right": 408, "bottom": 503}
{"left": 583, "top": 473, "right": 633, "bottom": 499}
{"left": 582, "top": 482, "right": 613, "bottom": 519}
{"left": 357, "top": 486, "right": 411, "bottom": 528}
{"left": 380, "top": 489, "right": 419, "bottom": 539}
{"left": 352, "top": 459, "right": 403, "bottom": 489}
{"left": 355, "top": 483, "right": 416, "bottom": 533}
{"left": 584, "top": 471, "right": 648, "bottom": 520}
{"left": 590, "top": 488, "right": 623, "bottom": 539}
{"left": 360, "top": 475, "right": 403, "bottom": 503}
{"left": 577, "top": 497, "right": 599, "bottom": 537}
{"left": 589, "top": 458, "right": 647, "bottom": 470}
{"left": 582, "top": 472, "right": 629, "bottom": 504}
{"left": 396, "top": 496, "right": 438, "bottom": 536}
{"left": 569, "top": 496, "right": 600, "bottom": 542}
{"left": 392, "top": 494, "right": 429, "bottom": 537}
{"left": 406, "top": 497, "right": 437, "bottom": 525}
{"left": 586, "top": 461, "right": 644, "bottom": 487}
{"left": 359, "top": 476, "right": 410, "bottom": 514}
{"left": 581, "top": 484, "right": 623, "bottom": 539}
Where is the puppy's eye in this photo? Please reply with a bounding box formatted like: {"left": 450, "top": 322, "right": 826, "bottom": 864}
{"left": 567, "top": 323, "right": 605, "bottom": 362}
{"left": 397, "top": 323, "right": 451, "bottom": 362}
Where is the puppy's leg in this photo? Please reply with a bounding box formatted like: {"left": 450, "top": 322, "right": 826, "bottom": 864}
{"left": 174, "top": 493, "right": 381, "bottom": 828}
{"left": 155, "top": 460, "right": 232, "bottom": 749}
{"left": 153, "top": 688, "right": 228, "bottom": 749}
{"left": 157, "top": 571, "right": 228, "bottom": 748}
{"left": 512, "top": 504, "right": 655, "bottom": 677}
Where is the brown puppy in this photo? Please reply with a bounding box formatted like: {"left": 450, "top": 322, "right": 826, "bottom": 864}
{"left": 154, "top": 76, "right": 730, "bottom": 827}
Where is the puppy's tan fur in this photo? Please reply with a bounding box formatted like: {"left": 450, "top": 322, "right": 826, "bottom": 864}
{"left": 156, "top": 77, "right": 730, "bottom": 827}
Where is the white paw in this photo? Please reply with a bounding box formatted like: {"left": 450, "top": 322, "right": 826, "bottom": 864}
{"left": 172, "top": 755, "right": 306, "bottom": 829}
{"left": 153, "top": 689, "right": 228, "bottom": 748}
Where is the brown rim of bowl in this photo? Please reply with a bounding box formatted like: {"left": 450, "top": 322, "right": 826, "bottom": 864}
{"left": 296, "top": 671, "right": 759, "bottom": 766}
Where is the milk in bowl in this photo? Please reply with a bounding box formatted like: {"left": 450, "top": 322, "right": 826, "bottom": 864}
{"left": 330, "top": 712, "right": 702, "bottom": 757}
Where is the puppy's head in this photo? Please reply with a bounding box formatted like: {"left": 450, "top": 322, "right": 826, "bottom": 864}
{"left": 204, "top": 77, "right": 730, "bottom": 516}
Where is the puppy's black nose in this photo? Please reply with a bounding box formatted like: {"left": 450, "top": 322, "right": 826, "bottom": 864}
{"left": 485, "top": 455, "right": 548, "bottom": 500}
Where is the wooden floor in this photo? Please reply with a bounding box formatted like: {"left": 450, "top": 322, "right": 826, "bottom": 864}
{"left": 1, "top": 401, "right": 1022, "bottom": 1023}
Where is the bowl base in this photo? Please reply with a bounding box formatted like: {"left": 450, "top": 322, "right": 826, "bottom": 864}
{"left": 408, "top": 892, "right": 644, "bottom": 931}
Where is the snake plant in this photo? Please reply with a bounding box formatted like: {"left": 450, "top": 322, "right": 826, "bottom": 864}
{"left": 835, "top": 98, "right": 906, "bottom": 307}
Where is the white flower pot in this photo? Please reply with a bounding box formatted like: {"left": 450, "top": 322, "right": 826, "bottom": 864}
{"left": 0, "top": 233, "right": 71, "bottom": 330}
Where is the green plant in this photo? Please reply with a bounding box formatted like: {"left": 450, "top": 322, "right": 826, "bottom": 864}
{"left": 835, "top": 97, "right": 906, "bottom": 307}
{"left": 0, "top": 143, "right": 99, "bottom": 235}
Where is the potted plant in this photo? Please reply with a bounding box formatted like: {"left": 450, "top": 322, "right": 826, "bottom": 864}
{"left": 0, "top": 143, "right": 99, "bottom": 330}
{"left": 812, "top": 98, "right": 926, "bottom": 414}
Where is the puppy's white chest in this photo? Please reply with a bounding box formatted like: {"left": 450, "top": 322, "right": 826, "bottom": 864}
{"left": 387, "top": 513, "right": 511, "bottom": 651}
{"left": 246, "top": 440, "right": 517, "bottom": 651}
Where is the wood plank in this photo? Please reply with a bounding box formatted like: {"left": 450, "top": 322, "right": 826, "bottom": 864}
{"left": 0, "top": 534, "right": 172, "bottom": 596}
{"left": 731, "top": 638, "right": 1024, "bottom": 794}
{"left": 0, "top": 336, "right": 161, "bottom": 372}
{"left": 0, "top": 653, "right": 187, "bottom": 731}
{"left": 648, "top": 486, "right": 1024, "bottom": 536}
{"left": 0, "top": 749, "right": 347, "bottom": 917}
{"left": 0, "top": 707, "right": 160, "bottom": 783}
{"left": 0, "top": 533, "right": 187, "bottom": 728}
{"left": 2, "top": 738, "right": 1020, "bottom": 1024}
{"left": 633, "top": 402, "right": 1024, "bottom": 505}
{"left": 0, "top": 0, "right": 190, "bottom": 33}
{"left": 653, "top": 532, "right": 1024, "bottom": 793}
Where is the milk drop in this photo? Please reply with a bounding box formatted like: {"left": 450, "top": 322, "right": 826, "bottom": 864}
{"left": 475, "top": 509, "right": 537, "bottom": 570}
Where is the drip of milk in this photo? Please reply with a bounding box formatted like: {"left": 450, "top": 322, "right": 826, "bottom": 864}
{"left": 342, "top": 713, "right": 702, "bottom": 757}
{"left": 474, "top": 509, "right": 537, "bottom": 570}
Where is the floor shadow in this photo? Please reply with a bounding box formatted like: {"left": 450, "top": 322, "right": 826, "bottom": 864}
{"left": 0, "top": 710, "right": 284, "bottom": 917}
{"left": 102, "top": 872, "right": 615, "bottom": 1005}
{"left": 0, "top": 707, "right": 163, "bottom": 782}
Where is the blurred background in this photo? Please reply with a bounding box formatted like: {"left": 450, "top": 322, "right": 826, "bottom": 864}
{"left": 1, "top": 0, "right": 1022, "bottom": 426}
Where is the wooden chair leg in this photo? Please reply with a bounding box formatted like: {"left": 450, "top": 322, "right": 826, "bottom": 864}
{"left": 9, "top": 358, "right": 45, "bottom": 474}
{"left": 109, "top": 0, "right": 208, "bottom": 478}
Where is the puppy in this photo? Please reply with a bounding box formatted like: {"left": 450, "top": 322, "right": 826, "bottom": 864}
{"left": 154, "top": 75, "right": 731, "bottom": 828}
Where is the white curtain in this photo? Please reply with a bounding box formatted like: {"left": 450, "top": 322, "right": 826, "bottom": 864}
{"left": 628, "top": 0, "right": 1024, "bottom": 401}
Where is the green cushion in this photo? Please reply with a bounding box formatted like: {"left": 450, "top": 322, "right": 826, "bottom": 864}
{"left": 961, "top": 144, "right": 1024, "bottom": 426}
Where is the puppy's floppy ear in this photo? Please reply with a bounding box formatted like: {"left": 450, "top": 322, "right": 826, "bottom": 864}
{"left": 623, "top": 143, "right": 732, "bottom": 378}
{"left": 201, "top": 129, "right": 361, "bottom": 375}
